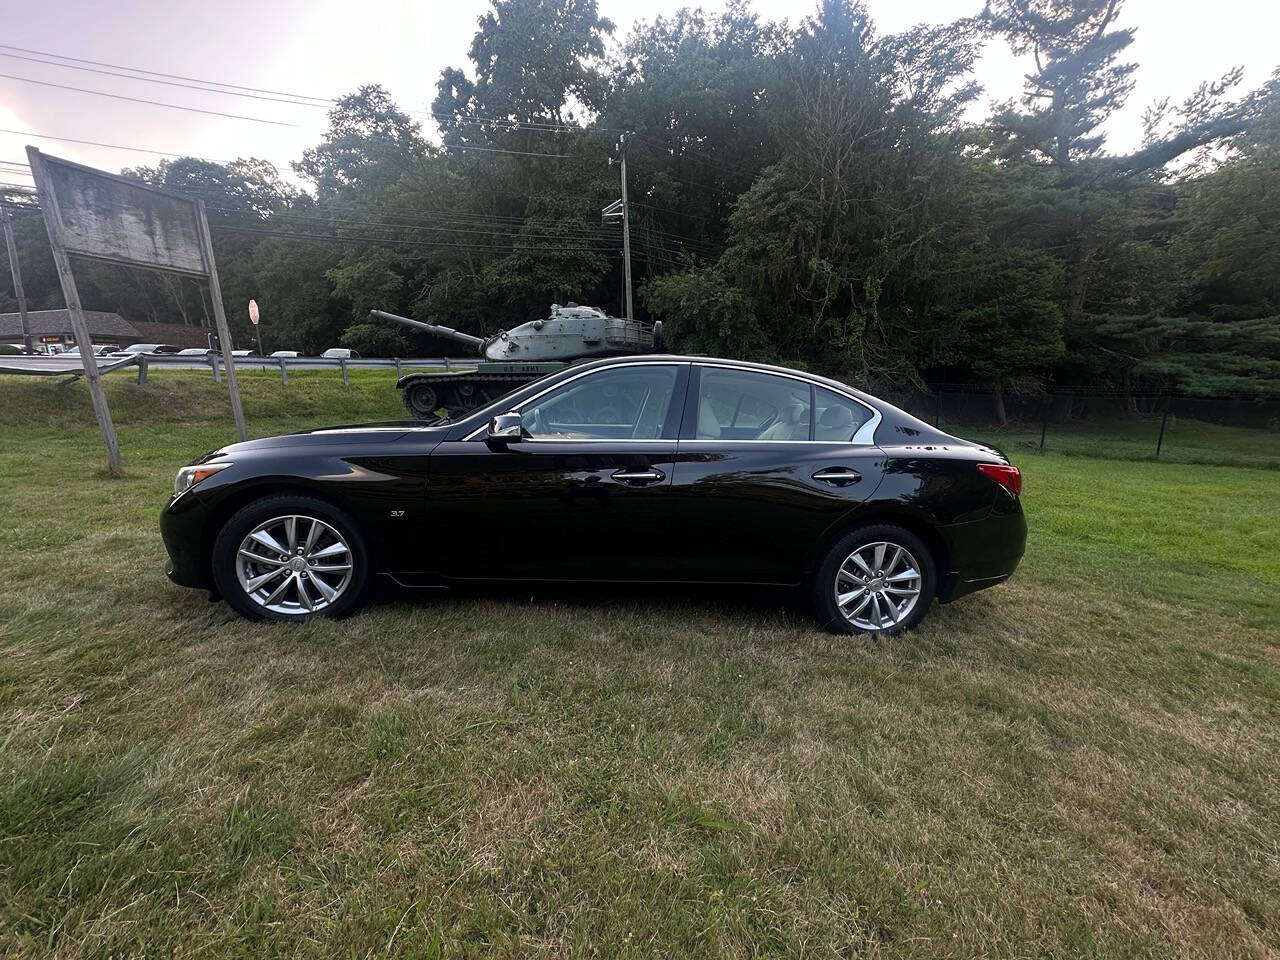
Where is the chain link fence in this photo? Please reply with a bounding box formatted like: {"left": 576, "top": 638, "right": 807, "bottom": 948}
{"left": 870, "top": 385, "right": 1280, "bottom": 470}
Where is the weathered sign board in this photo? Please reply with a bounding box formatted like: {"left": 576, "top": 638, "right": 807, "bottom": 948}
{"left": 41, "top": 157, "right": 209, "bottom": 274}
{"left": 26, "top": 147, "right": 246, "bottom": 472}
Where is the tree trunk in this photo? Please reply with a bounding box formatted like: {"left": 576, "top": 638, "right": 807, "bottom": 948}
{"left": 992, "top": 387, "right": 1008, "bottom": 427}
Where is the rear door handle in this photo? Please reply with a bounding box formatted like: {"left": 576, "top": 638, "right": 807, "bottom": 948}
{"left": 812, "top": 467, "right": 861, "bottom": 486}
{"left": 611, "top": 467, "right": 666, "bottom": 486}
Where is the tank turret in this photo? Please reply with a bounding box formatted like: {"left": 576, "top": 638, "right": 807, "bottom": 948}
{"left": 373, "top": 304, "right": 659, "bottom": 362}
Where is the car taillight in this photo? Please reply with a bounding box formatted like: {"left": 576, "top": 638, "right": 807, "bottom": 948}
{"left": 977, "top": 462, "right": 1022, "bottom": 496}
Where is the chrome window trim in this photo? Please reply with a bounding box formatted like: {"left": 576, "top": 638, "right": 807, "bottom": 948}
{"left": 458, "top": 358, "right": 883, "bottom": 445}
{"left": 694, "top": 362, "right": 882, "bottom": 446}
{"left": 462, "top": 360, "right": 688, "bottom": 440}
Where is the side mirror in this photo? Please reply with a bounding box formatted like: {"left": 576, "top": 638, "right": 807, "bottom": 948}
{"left": 487, "top": 412, "right": 524, "bottom": 444}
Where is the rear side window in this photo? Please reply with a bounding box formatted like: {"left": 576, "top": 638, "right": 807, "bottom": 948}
{"left": 695, "top": 368, "right": 811, "bottom": 440}
{"left": 814, "top": 387, "right": 873, "bottom": 441}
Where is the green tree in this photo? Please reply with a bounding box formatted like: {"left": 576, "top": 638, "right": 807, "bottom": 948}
{"left": 434, "top": 0, "right": 614, "bottom": 142}
{"left": 296, "top": 86, "right": 431, "bottom": 199}
{"left": 641, "top": 268, "right": 771, "bottom": 359}
{"left": 339, "top": 323, "right": 410, "bottom": 357}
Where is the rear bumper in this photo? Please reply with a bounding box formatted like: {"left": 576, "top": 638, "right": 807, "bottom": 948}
{"left": 937, "top": 501, "right": 1027, "bottom": 602}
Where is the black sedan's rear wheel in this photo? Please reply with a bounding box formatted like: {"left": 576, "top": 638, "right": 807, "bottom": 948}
{"left": 812, "top": 524, "right": 936, "bottom": 635}
{"left": 212, "top": 495, "right": 371, "bottom": 622}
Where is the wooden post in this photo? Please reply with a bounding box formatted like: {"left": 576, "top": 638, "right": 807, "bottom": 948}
{"left": 210, "top": 353, "right": 221, "bottom": 383}
{"left": 195, "top": 201, "right": 246, "bottom": 442}
{"left": 137, "top": 355, "right": 148, "bottom": 384}
{"left": 2, "top": 205, "right": 34, "bottom": 353}
{"left": 1039, "top": 393, "right": 1051, "bottom": 453}
{"left": 339, "top": 358, "right": 348, "bottom": 386}
{"left": 279, "top": 357, "right": 288, "bottom": 386}
{"left": 394, "top": 358, "right": 402, "bottom": 379}
{"left": 26, "top": 148, "right": 124, "bottom": 475}
{"left": 1155, "top": 401, "right": 1170, "bottom": 459}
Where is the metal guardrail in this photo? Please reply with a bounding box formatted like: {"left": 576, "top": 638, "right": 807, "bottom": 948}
{"left": 137, "top": 355, "right": 476, "bottom": 386}
{"left": 2, "top": 353, "right": 483, "bottom": 385}
{"left": 0, "top": 354, "right": 475, "bottom": 385}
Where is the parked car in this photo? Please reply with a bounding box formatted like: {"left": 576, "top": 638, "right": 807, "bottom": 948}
{"left": 109, "top": 343, "right": 181, "bottom": 357}
{"left": 160, "top": 356, "right": 1026, "bottom": 632}
{"left": 63, "top": 344, "right": 117, "bottom": 357}
{"left": 231, "top": 350, "right": 254, "bottom": 357}
{"left": 320, "top": 348, "right": 360, "bottom": 359}
{"left": 178, "top": 347, "right": 215, "bottom": 356}
{"left": 270, "top": 350, "right": 299, "bottom": 358}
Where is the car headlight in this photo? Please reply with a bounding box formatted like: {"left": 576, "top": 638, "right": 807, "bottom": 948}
{"left": 174, "top": 462, "right": 232, "bottom": 497}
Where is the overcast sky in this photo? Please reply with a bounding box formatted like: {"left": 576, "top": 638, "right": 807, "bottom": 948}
{"left": 1, "top": 0, "right": 1276, "bottom": 190}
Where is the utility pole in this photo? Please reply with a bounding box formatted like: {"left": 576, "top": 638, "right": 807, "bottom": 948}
{"left": 618, "top": 133, "right": 633, "bottom": 321}
{"left": 601, "top": 132, "right": 634, "bottom": 320}
{"left": 2, "top": 203, "right": 34, "bottom": 353}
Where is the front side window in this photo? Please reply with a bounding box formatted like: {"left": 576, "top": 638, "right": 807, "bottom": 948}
{"left": 519, "top": 365, "right": 679, "bottom": 440}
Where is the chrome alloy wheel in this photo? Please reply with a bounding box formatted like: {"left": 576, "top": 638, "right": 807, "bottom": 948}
{"left": 234, "top": 515, "right": 353, "bottom": 616}
{"left": 833, "top": 541, "right": 923, "bottom": 632}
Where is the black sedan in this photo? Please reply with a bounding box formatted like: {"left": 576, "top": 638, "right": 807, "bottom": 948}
{"left": 160, "top": 356, "right": 1026, "bottom": 634}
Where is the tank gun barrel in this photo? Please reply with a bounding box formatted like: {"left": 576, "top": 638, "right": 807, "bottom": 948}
{"left": 370, "top": 310, "right": 485, "bottom": 352}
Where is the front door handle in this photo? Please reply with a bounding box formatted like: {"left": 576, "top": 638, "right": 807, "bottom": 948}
{"left": 812, "top": 467, "right": 861, "bottom": 486}
{"left": 611, "top": 467, "right": 665, "bottom": 486}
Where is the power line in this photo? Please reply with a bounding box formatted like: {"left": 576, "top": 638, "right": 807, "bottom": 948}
{"left": 0, "top": 123, "right": 585, "bottom": 168}
{"left": 0, "top": 50, "right": 331, "bottom": 110}
{"left": 212, "top": 223, "right": 619, "bottom": 255}
{"left": 0, "top": 71, "right": 300, "bottom": 127}
{"left": 446, "top": 143, "right": 575, "bottom": 159}
{"left": 205, "top": 206, "right": 617, "bottom": 243}
{"left": 0, "top": 43, "right": 333, "bottom": 104}
{"left": 0, "top": 43, "right": 624, "bottom": 136}
{"left": 0, "top": 126, "right": 231, "bottom": 162}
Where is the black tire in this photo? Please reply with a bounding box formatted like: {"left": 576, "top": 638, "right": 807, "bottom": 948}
{"left": 811, "top": 523, "right": 937, "bottom": 636}
{"left": 212, "top": 494, "right": 371, "bottom": 622}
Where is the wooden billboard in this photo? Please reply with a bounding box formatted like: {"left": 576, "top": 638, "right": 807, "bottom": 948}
{"left": 40, "top": 155, "right": 209, "bottom": 274}
{"left": 26, "top": 148, "right": 246, "bottom": 472}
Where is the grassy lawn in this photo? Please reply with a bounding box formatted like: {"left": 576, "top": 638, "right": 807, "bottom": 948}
{"left": 1, "top": 372, "right": 1278, "bottom": 958}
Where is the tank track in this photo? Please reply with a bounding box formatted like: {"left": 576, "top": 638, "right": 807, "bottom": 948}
{"left": 398, "top": 371, "right": 549, "bottom": 420}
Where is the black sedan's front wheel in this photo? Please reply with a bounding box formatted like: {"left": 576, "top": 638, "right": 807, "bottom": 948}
{"left": 212, "top": 495, "right": 371, "bottom": 621}
{"left": 813, "top": 524, "right": 936, "bottom": 635}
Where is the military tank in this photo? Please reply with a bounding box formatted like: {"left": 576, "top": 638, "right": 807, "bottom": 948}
{"left": 373, "top": 305, "right": 663, "bottom": 419}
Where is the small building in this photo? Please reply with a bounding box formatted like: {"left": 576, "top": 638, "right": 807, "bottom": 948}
{"left": 0, "top": 310, "right": 211, "bottom": 352}
{"left": 0, "top": 309, "right": 139, "bottom": 352}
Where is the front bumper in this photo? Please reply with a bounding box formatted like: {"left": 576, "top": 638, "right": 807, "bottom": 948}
{"left": 160, "top": 491, "right": 214, "bottom": 590}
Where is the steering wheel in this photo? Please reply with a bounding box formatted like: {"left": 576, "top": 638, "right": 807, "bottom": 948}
{"left": 523, "top": 407, "right": 545, "bottom": 437}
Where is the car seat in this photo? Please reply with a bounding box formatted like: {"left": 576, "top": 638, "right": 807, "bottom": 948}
{"left": 758, "top": 401, "right": 809, "bottom": 440}
{"left": 815, "top": 402, "right": 857, "bottom": 441}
